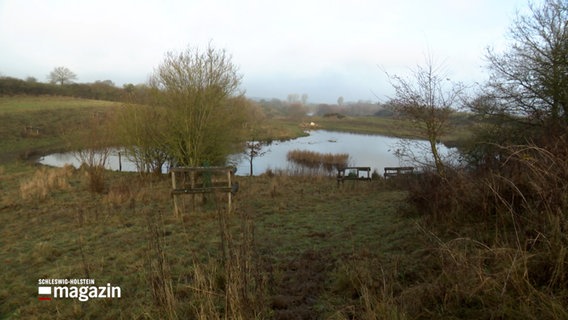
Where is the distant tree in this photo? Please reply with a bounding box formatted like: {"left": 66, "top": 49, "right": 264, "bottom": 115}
{"left": 287, "top": 93, "right": 300, "bottom": 104}
{"left": 316, "top": 103, "right": 336, "bottom": 116}
{"left": 48, "top": 66, "right": 77, "bottom": 85}
{"left": 301, "top": 93, "right": 308, "bottom": 105}
{"left": 337, "top": 96, "right": 344, "bottom": 106}
{"left": 123, "top": 83, "right": 135, "bottom": 93}
{"left": 287, "top": 103, "right": 307, "bottom": 120}
{"left": 387, "top": 55, "right": 465, "bottom": 178}
{"left": 242, "top": 101, "right": 270, "bottom": 176}
{"left": 0, "top": 76, "right": 24, "bottom": 95}
{"left": 258, "top": 98, "right": 287, "bottom": 117}
{"left": 96, "top": 80, "right": 115, "bottom": 87}
{"left": 486, "top": 0, "right": 568, "bottom": 131}
{"left": 89, "top": 80, "right": 121, "bottom": 100}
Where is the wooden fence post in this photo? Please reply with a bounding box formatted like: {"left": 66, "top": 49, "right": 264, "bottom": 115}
{"left": 171, "top": 170, "right": 179, "bottom": 217}
{"left": 169, "top": 167, "right": 237, "bottom": 216}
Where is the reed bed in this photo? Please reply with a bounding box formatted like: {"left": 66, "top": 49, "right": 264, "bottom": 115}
{"left": 286, "top": 149, "right": 349, "bottom": 175}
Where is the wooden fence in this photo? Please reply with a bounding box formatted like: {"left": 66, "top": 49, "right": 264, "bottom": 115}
{"left": 383, "top": 166, "right": 414, "bottom": 178}
{"left": 336, "top": 167, "right": 372, "bottom": 186}
{"left": 170, "top": 166, "right": 237, "bottom": 216}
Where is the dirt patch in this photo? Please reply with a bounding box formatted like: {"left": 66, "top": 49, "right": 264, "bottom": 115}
{"left": 269, "top": 249, "right": 333, "bottom": 320}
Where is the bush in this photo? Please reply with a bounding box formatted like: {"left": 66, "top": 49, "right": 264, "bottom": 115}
{"left": 402, "top": 138, "right": 568, "bottom": 318}
{"left": 81, "top": 165, "right": 106, "bottom": 194}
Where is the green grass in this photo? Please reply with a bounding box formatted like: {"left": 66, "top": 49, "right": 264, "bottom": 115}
{"left": 5, "top": 95, "right": 556, "bottom": 318}
{"left": 0, "top": 96, "right": 121, "bottom": 163}
{"left": 309, "top": 113, "right": 474, "bottom": 146}
{"left": 0, "top": 96, "right": 423, "bottom": 317}
{"left": 263, "top": 117, "right": 309, "bottom": 140}
{"left": 0, "top": 164, "right": 422, "bottom": 319}
{"left": 315, "top": 115, "right": 420, "bottom": 137}
{"left": 0, "top": 96, "right": 118, "bottom": 114}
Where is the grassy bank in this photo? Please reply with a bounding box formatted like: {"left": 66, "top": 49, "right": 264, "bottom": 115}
{"left": 0, "top": 96, "right": 122, "bottom": 163}
{"left": 311, "top": 113, "right": 473, "bottom": 146}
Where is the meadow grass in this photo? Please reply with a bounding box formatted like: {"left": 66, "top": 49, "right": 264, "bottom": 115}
{"left": 0, "top": 96, "right": 119, "bottom": 114}
{"left": 0, "top": 164, "right": 419, "bottom": 319}
{"left": 312, "top": 113, "right": 473, "bottom": 146}
{"left": 2, "top": 96, "right": 564, "bottom": 318}
{"left": 0, "top": 96, "right": 120, "bottom": 163}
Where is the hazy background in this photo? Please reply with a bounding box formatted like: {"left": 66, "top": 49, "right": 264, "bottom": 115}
{"left": 0, "top": 0, "right": 539, "bottom": 103}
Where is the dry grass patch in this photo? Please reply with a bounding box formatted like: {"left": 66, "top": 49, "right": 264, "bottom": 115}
{"left": 400, "top": 140, "right": 568, "bottom": 318}
{"left": 19, "top": 165, "right": 74, "bottom": 201}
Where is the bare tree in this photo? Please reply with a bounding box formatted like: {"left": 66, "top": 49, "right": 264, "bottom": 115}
{"left": 148, "top": 44, "right": 246, "bottom": 167}
{"left": 387, "top": 55, "right": 465, "bottom": 177}
{"left": 48, "top": 66, "right": 77, "bottom": 85}
{"left": 301, "top": 93, "right": 309, "bottom": 105}
{"left": 486, "top": 0, "right": 568, "bottom": 130}
{"left": 287, "top": 93, "right": 300, "bottom": 104}
{"left": 241, "top": 100, "right": 270, "bottom": 176}
{"left": 243, "top": 140, "right": 269, "bottom": 176}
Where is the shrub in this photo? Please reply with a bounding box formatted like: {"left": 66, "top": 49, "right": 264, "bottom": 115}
{"left": 80, "top": 164, "right": 106, "bottom": 193}
{"left": 403, "top": 139, "right": 568, "bottom": 318}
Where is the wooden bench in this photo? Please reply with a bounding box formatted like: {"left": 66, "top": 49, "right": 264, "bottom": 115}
{"left": 383, "top": 166, "right": 414, "bottom": 178}
{"left": 337, "top": 167, "right": 371, "bottom": 185}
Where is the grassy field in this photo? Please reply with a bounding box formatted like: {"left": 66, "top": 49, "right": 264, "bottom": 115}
{"left": 312, "top": 114, "right": 473, "bottom": 146}
{"left": 4, "top": 95, "right": 559, "bottom": 319}
{"left": 0, "top": 96, "right": 121, "bottom": 163}
{"left": 0, "top": 96, "right": 117, "bottom": 114}
{"left": 0, "top": 96, "right": 436, "bottom": 319}
{"left": 0, "top": 162, "right": 428, "bottom": 319}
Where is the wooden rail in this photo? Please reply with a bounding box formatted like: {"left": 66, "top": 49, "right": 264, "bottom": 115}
{"left": 170, "top": 166, "right": 237, "bottom": 216}
{"left": 383, "top": 166, "right": 414, "bottom": 178}
{"left": 337, "top": 167, "right": 372, "bottom": 186}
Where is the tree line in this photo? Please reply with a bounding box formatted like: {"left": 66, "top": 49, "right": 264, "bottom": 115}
{"left": 0, "top": 75, "right": 127, "bottom": 101}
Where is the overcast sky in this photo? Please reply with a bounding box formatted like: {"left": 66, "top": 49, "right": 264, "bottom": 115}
{"left": 0, "top": 0, "right": 538, "bottom": 103}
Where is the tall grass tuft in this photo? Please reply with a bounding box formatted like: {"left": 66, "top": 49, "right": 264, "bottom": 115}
{"left": 187, "top": 202, "right": 269, "bottom": 319}
{"left": 330, "top": 256, "right": 408, "bottom": 320}
{"left": 222, "top": 209, "right": 268, "bottom": 319}
{"left": 145, "top": 209, "right": 178, "bottom": 319}
{"left": 287, "top": 149, "right": 349, "bottom": 175}
{"left": 19, "top": 165, "right": 74, "bottom": 201}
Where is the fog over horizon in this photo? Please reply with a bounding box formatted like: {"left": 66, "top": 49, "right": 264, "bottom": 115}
{"left": 0, "top": 0, "right": 541, "bottom": 104}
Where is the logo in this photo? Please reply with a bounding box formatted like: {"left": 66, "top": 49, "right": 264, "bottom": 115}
{"left": 38, "top": 279, "right": 121, "bottom": 302}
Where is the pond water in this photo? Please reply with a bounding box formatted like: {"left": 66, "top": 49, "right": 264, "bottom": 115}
{"left": 39, "top": 130, "right": 456, "bottom": 176}
{"left": 39, "top": 149, "right": 142, "bottom": 173}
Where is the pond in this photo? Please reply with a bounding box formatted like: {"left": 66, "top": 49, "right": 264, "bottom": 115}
{"left": 39, "top": 130, "right": 457, "bottom": 176}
